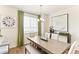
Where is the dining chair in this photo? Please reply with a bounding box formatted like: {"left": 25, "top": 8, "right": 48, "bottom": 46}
{"left": 45, "top": 33, "right": 50, "bottom": 39}
{"left": 51, "top": 33, "right": 58, "bottom": 40}
{"left": 68, "top": 40, "right": 77, "bottom": 54}
{"left": 58, "top": 35, "right": 68, "bottom": 43}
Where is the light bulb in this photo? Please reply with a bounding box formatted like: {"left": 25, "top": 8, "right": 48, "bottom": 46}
{"left": 37, "top": 19, "right": 39, "bottom": 21}
{"left": 40, "top": 18, "right": 44, "bottom": 21}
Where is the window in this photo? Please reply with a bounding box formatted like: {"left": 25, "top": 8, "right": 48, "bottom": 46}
{"left": 24, "top": 14, "right": 38, "bottom": 34}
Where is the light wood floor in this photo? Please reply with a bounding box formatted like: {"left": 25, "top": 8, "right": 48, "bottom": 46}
{"left": 9, "top": 46, "right": 25, "bottom": 54}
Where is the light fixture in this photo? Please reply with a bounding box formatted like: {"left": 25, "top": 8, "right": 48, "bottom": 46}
{"left": 38, "top": 5, "right": 44, "bottom": 22}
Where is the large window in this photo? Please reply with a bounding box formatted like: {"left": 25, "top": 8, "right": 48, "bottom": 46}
{"left": 24, "top": 14, "right": 38, "bottom": 34}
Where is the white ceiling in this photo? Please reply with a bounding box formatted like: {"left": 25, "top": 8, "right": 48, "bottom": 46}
{"left": 11, "top": 5, "right": 74, "bottom": 15}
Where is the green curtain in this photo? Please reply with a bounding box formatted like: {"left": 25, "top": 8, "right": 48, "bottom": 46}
{"left": 17, "top": 10, "right": 24, "bottom": 47}
{"left": 38, "top": 15, "right": 41, "bottom": 36}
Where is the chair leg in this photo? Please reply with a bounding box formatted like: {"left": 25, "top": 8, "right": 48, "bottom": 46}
{"left": 25, "top": 48, "right": 27, "bottom": 54}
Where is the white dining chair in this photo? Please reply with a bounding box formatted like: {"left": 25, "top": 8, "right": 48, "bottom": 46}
{"left": 45, "top": 33, "right": 50, "bottom": 39}
{"left": 68, "top": 40, "right": 77, "bottom": 54}
{"left": 51, "top": 33, "right": 58, "bottom": 40}
{"left": 58, "top": 35, "right": 68, "bottom": 43}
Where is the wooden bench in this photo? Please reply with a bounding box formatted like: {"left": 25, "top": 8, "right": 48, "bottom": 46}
{"left": 25, "top": 44, "right": 42, "bottom": 54}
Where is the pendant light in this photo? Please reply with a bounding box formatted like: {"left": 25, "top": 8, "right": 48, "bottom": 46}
{"left": 38, "top": 5, "right": 44, "bottom": 22}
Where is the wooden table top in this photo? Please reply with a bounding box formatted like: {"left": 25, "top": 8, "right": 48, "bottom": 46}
{"left": 27, "top": 36, "right": 70, "bottom": 54}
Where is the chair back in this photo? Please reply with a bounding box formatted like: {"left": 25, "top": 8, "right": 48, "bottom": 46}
{"left": 68, "top": 40, "right": 77, "bottom": 54}
{"left": 51, "top": 33, "right": 58, "bottom": 40}
{"left": 45, "top": 33, "right": 50, "bottom": 39}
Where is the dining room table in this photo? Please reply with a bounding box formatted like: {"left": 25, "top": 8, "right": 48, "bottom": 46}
{"left": 26, "top": 36, "right": 70, "bottom": 54}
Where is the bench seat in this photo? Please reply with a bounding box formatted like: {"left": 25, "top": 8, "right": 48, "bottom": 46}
{"left": 25, "top": 44, "right": 42, "bottom": 54}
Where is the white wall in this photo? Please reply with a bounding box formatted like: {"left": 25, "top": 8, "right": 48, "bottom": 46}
{"left": 50, "top": 6, "right": 79, "bottom": 44}
{"left": 0, "top": 6, "right": 18, "bottom": 48}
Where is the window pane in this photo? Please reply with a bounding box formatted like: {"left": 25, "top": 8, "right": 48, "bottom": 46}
{"left": 24, "top": 16, "right": 30, "bottom": 27}
{"left": 24, "top": 15, "right": 38, "bottom": 33}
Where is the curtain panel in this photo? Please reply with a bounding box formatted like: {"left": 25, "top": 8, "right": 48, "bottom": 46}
{"left": 38, "top": 15, "right": 41, "bottom": 36}
{"left": 17, "top": 10, "right": 24, "bottom": 47}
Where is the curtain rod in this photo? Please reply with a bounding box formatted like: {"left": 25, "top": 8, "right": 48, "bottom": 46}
{"left": 24, "top": 11, "right": 39, "bottom": 16}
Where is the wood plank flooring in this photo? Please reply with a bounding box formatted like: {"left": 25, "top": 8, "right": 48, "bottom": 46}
{"left": 9, "top": 46, "right": 25, "bottom": 54}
